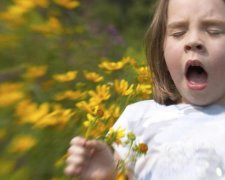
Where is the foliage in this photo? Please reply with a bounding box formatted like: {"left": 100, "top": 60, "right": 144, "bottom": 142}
{"left": 0, "top": 0, "right": 155, "bottom": 179}
{"left": 0, "top": 57, "right": 152, "bottom": 179}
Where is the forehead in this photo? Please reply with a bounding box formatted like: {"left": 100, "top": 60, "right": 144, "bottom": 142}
{"left": 167, "top": 0, "right": 225, "bottom": 22}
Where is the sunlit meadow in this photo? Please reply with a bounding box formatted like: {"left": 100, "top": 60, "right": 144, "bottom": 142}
{"left": 0, "top": 0, "right": 154, "bottom": 179}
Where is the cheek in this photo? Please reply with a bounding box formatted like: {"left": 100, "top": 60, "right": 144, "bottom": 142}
{"left": 164, "top": 41, "right": 183, "bottom": 72}
{"left": 209, "top": 46, "right": 225, "bottom": 69}
{"left": 213, "top": 56, "right": 225, "bottom": 78}
{"left": 164, "top": 39, "right": 183, "bottom": 62}
{"left": 164, "top": 41, "right": 184, "bottom": 83}
{"left": 209, "top": 40, "right": 225, "bottom": 62}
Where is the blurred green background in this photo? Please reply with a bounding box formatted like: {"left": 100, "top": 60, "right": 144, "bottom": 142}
{"left": 0, "top": 0, "right": 156, "bottom": 179}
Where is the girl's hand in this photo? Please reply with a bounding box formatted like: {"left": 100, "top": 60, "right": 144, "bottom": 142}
{"left": 64, "top": 136, "right": 117, "bottom": 180}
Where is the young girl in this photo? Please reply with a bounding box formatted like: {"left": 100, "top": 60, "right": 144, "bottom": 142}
{"left": 65, "top": 0, "right": 225, "bottom": 179}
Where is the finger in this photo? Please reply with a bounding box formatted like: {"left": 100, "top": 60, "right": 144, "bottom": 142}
{"left": 64, "top": 164, "right": 75, "bottom": 176}
{"left": 66, "top": 155, "right": 86, "bottom": 166}
{"left": 68, "top": 145, "right": 93, "bottom": 157}
{"left": 68, "top": 145, "right": 85, "bottom": 155}
{"left": 86, "top": 140, "right": 112, "bottom": 156}
{"left": 86, "top": 140, "right": 109, "bottom": 152}
{"left": 70, "top": 136, "right": 87, "bottom": 146}
{"left": 64, "top": 164, "right": 82, "bottom": 176}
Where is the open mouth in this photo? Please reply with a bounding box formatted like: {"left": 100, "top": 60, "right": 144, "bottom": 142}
{"left": 185, "top": 60, "right": 208, "bottom": 90}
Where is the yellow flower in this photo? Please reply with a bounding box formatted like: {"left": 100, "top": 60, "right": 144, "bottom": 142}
{"left": 54, "top": 90, "right": 86, "bottom": 101}
{"left": 53, "top": 71, "right": 77, "bottom": 82}
{"left": 81, "top": 105, "right": 117, "bottom": 139}
{"left": 99, "top": 104, "right": 121, "bottom": 130}
{"left": 16, "top": 100, "right": 75, "bottom": 128}
{"left": 0, "top": 0, "right": 45, "bottom": 24}
{"left": 23, "top": 65, "right": 48, "bottom": 79}
{"left": 0, "top": 82, "right": 25, "bottom": 107}
{"left": 31, "top": 17, "right": 63, "bottom": 35}
{"left": 94, "top": 105, "right": 104, "bottom": 117}
{"left": 136, "top": 66, "right": 151, "bottom": 83}
{"left": 8, "top": 2, "right": 34, "bottom": 16}
{"left": 105, "top": 127, "right": 125, "bottom": 145}
{"left": 83, "top": 113, "right": 96, "bottom": 128}
{"left": 34, "top": 106, "right": 75, "bottom": 128}
{"left": 116, "top": 173, "right": 127, "bottom": 180}
{"left": 88, "top": 85, "right": 111, "bottom": 103}
{"left": 83, "top": 112, "right": 105, "bottom": 139}
{"left": 76, "top": 101, "right": 97, "bottom": 114}
{"left": 136, "top": 84, "right": 152, "bottom": 98}
{"left": 14, "top": 0, "right": 36, "bottom": 10}
{"left": 104, "top": 104, "right": 121, "bottom": 120}
{"left": 48, "top": 17, "right": 63, "bottom": 32}
{"left": 83, "top": 71, "right": 104, "bottom": 83}
{"left": 121, "top": 56, "right": 137, "bottom": 66}
{"left": 114, "top": 79, "right": 134, "bottom": 96}
{"left": 0, "top": 10, "right": 24, "bottom": 25}
{"left": 76, "top": 101, "right": 106, "bottom": 117}
{"left": 32, "top": 0, "right": 49, "bottom": 8}
{"left": 98, "top": 59, "right": 126, "bottom": 71}
{"left": 0, "top": 0, "right": 36, "bottom": 25}
{"left": 16, "top": 100, "right": 49, "bottom": 124}
{"left": 8, "top": 135, "right": 37, "bottom": 153}
{"left": 15, "top": 99, "right": 35, "bottom": 118}
{"left": 0, "top": 0, "right": 35, "bottom": 23}
{"left": 53, "top": 0, "right": 80, "bottom": 9}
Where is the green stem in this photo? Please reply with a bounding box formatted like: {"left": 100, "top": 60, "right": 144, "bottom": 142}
{"left": 124, "top": 140, "right": 134, "bottom": 164}
{"left": 85, "top": 126, "right": 91, "bottom": 139}
{"left": 124, "top": 94, "right": 133, "bottom": 107}
{"left": 116, "top": 140, "right": 134, "bottom": 175}
{"left": 84, "top": 117, "right": 99, "bottom": 139}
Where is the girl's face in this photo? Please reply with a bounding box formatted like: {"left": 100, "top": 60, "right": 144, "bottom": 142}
{"left": 164, "top": 0, "right": 225, "bottom": 106}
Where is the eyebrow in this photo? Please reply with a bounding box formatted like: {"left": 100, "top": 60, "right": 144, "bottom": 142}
{"left": 167, "top": 19, "right": 225, "bottom": 29}
{"left": 167, "top": 21, "right": 187, "bottom": 29}
{"left": 201, "top": 19, "right": 225, "bottom": 27}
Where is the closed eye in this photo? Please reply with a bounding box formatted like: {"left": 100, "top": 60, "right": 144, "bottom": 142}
{"left": 207, "top": 29, "right": 224, "bottom": 36}
{"left": 170, "top": 31, "right": 186, "bottom": 38}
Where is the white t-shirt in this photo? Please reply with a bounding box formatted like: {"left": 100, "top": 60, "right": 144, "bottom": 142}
{"left": 113, "top": 100, "right": 225, "bottom": 180}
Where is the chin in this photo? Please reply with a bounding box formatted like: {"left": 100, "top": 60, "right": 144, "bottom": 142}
{"left": 192, "top": 102, "right": 212, "bottom": 107}
{"left": 181, "top": 97, "right": 213, "bottom": 107}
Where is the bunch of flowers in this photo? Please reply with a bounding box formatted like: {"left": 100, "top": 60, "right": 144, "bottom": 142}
{"left": 105, "top": 129, "right": 148, "bottom": 178}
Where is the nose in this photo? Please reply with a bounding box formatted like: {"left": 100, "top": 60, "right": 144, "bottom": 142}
{"left": 184, "top": 31, "right": 205, "bottom": 52}
{"left": 185, "top": 42, "right": 204, "bottom": 52}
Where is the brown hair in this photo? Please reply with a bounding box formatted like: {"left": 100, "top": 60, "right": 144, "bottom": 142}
{"left": 145, "top": 0, "right": 181, "bottom": 105}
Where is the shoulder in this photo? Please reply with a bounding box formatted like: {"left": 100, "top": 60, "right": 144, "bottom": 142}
{"left": 124, "top": 99, "right": 161, "bottom": 117}
{"left": 113, "top": 100, "right": 163, "bottom": 130}
{"left": 123, "top": 99, "right": 175, "bottom": 123}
